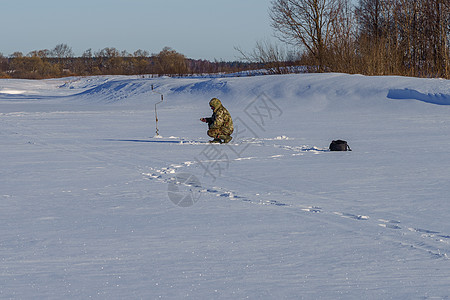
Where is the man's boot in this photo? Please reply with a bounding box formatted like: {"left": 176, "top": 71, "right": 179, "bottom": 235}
{"left": 209, "top": 138, "right": 221, "bottom": 143}
{"left": 219, "top": 135, "right": 232, "bottom": 144}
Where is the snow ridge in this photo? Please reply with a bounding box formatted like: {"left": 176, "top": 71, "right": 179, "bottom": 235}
{"left": 387, "top": 88, "right": 450, "bottom": 105}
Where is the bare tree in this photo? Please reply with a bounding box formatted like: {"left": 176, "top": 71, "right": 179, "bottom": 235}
{"left": 132, "top": 50, "right": 150, "bottom": 74}
{"left": 270, "top": 0, "right": 344, "bottom": 71}
{"left": 0, "top": 53, "right": 9, "bottom": 77}
{"left": 27, "top": 49, "right": 51, "bottom": 58}
{"left": 355, "top": 0, "right": 385, "bottom": 39}
{"left": 354, "top": 0, "right": 449, "bottom": 78}
{"left": 51, "top": 43, "right": 74, "bottom": 59}
{"left": 235, "top": 40, "right": 292, "bottom": 74}
{"left": 328, "top": 0, "right": 357, "bottom": 72}
{"left": 427, "top": 0, "right": 450, "bottom": 78}
{"left": 441, "top": 0, "right": 450, "bottom": 77}
{"left": 133, "top": 49, "right": 149, "bottom": 58}
{"left": 95, "top": 47, "right": 125, "bottom": 74}
{"left": 154, "top": 47, "right": 189, "bottom": 75}
{"left": 95, "top": 47, "right": 120, "bottom": 58}
{"left": 355, "top": 0, "right": 402, "bottom": 75}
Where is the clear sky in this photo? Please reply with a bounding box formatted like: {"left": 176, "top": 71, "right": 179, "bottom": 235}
{"left": 0, "top": 0, "right": 277, "bottom": 61}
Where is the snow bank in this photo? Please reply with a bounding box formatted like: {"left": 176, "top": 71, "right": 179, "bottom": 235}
{"left": 60, "top": 74, "right": 450, "bottom": 112}
{"left": 3, "top": 73, "right": 448, "bottom": 109}
{"left": 387, "top": 88, "right": 450, "bottom": 105}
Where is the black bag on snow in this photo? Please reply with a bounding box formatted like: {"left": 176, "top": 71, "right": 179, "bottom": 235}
{"left": 329, "top": 140, "right": 351, "bottom": 151}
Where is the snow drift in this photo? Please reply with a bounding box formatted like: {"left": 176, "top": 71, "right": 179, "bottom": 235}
{"left": 387, "top": 88, "right": 450, "bottom": 105}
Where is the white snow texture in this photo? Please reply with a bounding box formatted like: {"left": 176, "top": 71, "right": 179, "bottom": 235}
{"left": 1, "top": 73, "right": 450, "bottom": 299}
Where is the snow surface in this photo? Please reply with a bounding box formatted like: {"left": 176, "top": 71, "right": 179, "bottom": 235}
{"left": 1, "top": 73, "right": 450, "bottom": 299}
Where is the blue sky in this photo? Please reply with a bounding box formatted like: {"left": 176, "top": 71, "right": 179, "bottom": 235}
{"left": 1, "top": 0, "right": 276, "bottom": 61}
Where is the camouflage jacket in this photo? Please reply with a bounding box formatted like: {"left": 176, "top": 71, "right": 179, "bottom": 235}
{"left": 205, "top": 98, "right": 233, "bottom": 134}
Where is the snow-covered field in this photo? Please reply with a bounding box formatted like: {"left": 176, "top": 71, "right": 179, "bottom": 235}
{"left": 1, "top": 73, "right": 450, "bottom": 299}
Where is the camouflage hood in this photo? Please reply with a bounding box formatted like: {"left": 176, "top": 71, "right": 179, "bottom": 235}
{"left": 209, "top": 98, "right": 222, "bottom": 112}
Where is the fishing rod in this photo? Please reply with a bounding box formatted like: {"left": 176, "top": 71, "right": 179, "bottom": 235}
{"left": 151, "top": 84, "right": 164, "bottom": 136}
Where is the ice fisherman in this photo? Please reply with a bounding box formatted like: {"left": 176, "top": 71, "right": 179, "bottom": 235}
{"left": 200, "top": 98, "right": 234, "bottom": 143}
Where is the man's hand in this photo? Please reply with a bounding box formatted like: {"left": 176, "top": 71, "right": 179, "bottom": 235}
{"left": 200, "top": 118, "right": 206, "bottom": 122}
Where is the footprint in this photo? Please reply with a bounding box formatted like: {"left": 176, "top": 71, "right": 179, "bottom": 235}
{"left": 335, "top": 212, "right": 369, "bottom": 220}
{"left": 143, "top": 173, "right": 162, "bottom": 179}
{"left": 261, "top": 200, "right": 287, "bottom": 206}
{"left": 378, "top": 219, "right": 402, "bottom": 229}
{"left": 219, "top": 192, "right": 234, "bottom": 198}
{"left": 409, "top": 228, "right": 440, "bottom": 234}
{"left": 437, "top": 235, "right": 450, "bottom": 239}
{"left": 379, "top": 223, "right": 402, "bottom": 230}
{"left": 378, "top": 219, "right": 401, "bottom": 224}
{"left": 302, "top": 206, "right": 322, "bottom": 213}
{"left": 269, "top": 200, "right": 287, "bottom": 206}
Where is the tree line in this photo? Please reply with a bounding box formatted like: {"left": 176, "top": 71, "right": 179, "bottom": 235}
{"left": 0, "top": 46, "right": 263, "bottom": 79}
